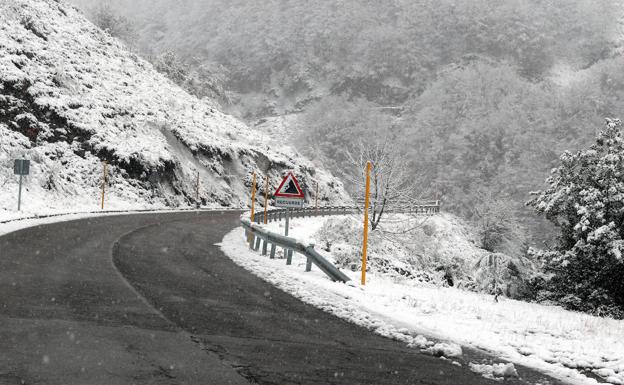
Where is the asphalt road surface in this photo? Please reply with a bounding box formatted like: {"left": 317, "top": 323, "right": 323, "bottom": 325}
{"left": 0, "top": 211, "right": 566, "bottom": 385}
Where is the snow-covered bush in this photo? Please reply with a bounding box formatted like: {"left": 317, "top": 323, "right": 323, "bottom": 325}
{"left": 313, "top": 213, "right": 534, "bottom": 295}
{"left": 528, "top": 118, "right": 624, "bottom": 318}
{"left": 473, "top": 252, "right": 534, "bottom": 299}
{"left": 315, "top": 215, "right": 431, "bottom": 279}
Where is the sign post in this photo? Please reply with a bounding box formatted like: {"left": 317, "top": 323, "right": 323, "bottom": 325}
{"left": 13, "top": 159, "right": 30, "bottom": 211}
{"left": 284, "top": 208, "right": 291, "bottom": 262}
{"left": 274, "top": 172, "right": 305, "bottom": 263}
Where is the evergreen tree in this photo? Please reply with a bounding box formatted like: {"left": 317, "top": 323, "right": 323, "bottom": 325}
{"left": 528, "top": 118, "right": 624, "bottom": 318}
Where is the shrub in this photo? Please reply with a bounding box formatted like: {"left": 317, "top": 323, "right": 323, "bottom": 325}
{"left": 528, "top": 118, "right": 624, "bottom": 318}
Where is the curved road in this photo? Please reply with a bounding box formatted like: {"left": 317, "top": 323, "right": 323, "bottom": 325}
{"left": 0, "top": 211, "right": 563, "bottom": 385}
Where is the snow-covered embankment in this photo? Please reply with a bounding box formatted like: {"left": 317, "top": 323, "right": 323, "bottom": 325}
{"left": 220, "top": 214, "right": 624, "bottom": 385}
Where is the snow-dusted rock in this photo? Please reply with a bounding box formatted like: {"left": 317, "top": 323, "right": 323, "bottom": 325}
{"left": 426, "top": 342, "right": 463, "bottom": 358}
{"left": 469, "top": 362, "right": 518, "bottom": 379}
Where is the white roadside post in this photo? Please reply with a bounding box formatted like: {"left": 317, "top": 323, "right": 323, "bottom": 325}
{"left": 273, "top": 171, "right": 305, "bottom": 264}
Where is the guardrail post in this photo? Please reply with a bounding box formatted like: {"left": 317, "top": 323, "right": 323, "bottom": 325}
{"left": 254, "top": 236, "right": 261, "bottom": 251}
{"left": 270, "top": 243, "right": 276, "bottom": 259}
{"left": 305, "top": 257, "right": 312, "bottom": 272}
{"left": 261, "top": 239, "right": 268, "bottom": 255}
{"left": 249, "top": 234, "right": 255, "bottom": 250}
{"left": 286, "top": 250, "right": 293, "bottom": 265}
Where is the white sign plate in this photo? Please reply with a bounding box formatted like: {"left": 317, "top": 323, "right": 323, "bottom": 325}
{"left": 275, "top": 197, "right": 304, "bottom": 208}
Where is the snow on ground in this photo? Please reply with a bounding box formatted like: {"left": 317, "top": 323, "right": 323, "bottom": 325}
{"left": 220, "top": 215, "right": 624, "bottom": 385}
{"left": 0, "top": 205, "right": 243, "bottom": 237}
{"left": 0, "top": 179, "right": 227, "bottom": 224}
{"left": 0, "top": 208, "right": 201, "bottom": 237}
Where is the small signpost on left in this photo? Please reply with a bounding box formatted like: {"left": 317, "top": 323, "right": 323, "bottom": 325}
{"left": 13, "top": 159, "right": 30, "bottom": 211}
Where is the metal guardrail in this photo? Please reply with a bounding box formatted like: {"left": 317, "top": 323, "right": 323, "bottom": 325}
{"left": 397, "top": 204, "right": 440, "bottom": 215}
{"left": 354, "top": 200, "right": 441, "bottom": 215}
{"left": 252, "top": 206, "right": 357, "bottom": 224}
{"left": 251, "top": 202, "right": 440, "bottom": 225}
{"left": 240, "top": 203, "right": 441, "bottom": 283}
{"left": 241, "top": 207, "right": 356, "bottom": 282}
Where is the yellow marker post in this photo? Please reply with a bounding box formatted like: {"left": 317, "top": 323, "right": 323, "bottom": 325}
{"left": 248, "top": 172, "right": 257, "bottom": 245}
{"left": 250, "top": 172, "right": 257, "bottom": 222}
{"left": 101, "top": 161, "right": 107, "bottom": 210}
{"left": 263, "top": 174, "right": 269, "bottom": 224}
{"left": 361, "top": 161, "right": 372, "bottom": 285}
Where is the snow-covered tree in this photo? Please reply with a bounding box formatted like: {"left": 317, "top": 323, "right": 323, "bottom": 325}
{"left": 474, "top": 252, "right": 534, "bottom": 301}
{"left": 528, "top": 118, "right": 624, "bottom": 318}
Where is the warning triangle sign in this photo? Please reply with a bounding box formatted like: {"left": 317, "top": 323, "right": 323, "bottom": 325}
{"left": 274, "top": 172, "right": 305, "bottom": 198}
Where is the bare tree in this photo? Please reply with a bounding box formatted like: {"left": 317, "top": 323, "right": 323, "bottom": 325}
{"left": 347, "top": 138, "right": 423, "bottom": 231}
{"left": 472, "top": 190, "right": 526, "bottom": 257}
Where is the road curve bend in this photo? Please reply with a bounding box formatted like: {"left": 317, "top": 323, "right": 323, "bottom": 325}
{"left": 0, "top": 211, "right": 563, "bottom": 385}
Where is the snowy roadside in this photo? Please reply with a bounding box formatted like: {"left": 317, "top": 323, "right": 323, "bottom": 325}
{"left": 0, "top": 206, "right": 239, "bottom": 237}
{"left": 219, "top": 216, "right": 624, "bottom": 385}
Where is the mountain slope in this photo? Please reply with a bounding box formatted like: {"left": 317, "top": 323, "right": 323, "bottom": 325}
{"left": 0, "top": 0, "right": 346, "bottom": 218}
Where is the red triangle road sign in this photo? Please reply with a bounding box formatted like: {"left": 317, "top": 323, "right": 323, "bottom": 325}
{"left": 274, "top": 172, "right": 305, "bottom": 198}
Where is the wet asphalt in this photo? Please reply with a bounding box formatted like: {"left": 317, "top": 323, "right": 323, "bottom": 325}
{"left": 0, "top": 211, "right": 566, "bottom": 385}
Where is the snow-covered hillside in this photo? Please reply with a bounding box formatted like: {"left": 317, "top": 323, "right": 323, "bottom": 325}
{"left": 0, "top": 0, "right": 346, "bottom": 219}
